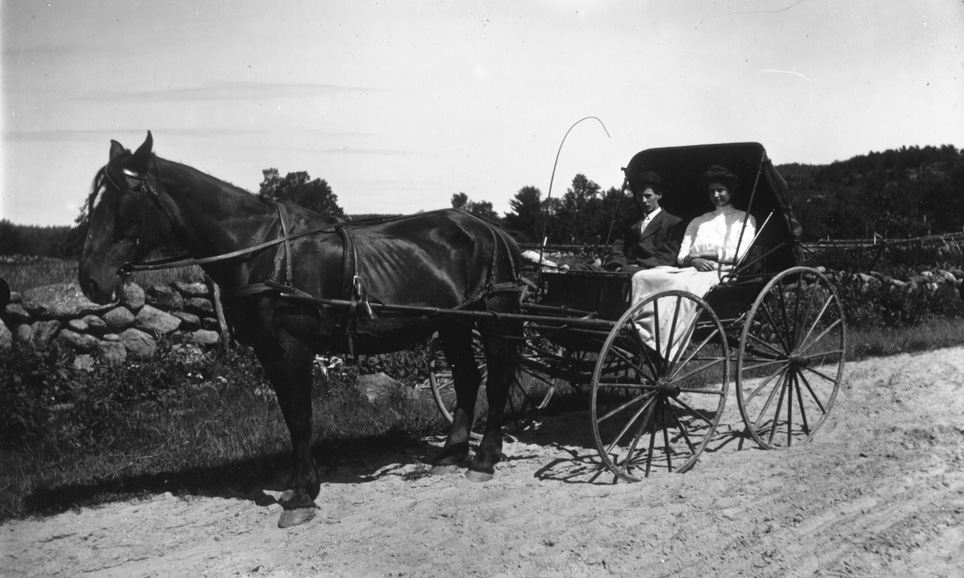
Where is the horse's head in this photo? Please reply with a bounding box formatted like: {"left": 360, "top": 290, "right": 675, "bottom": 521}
{"left": 79, "top": 131, "right": 174, "bottom": 303}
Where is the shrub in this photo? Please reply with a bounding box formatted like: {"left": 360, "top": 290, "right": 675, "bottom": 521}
{"left": 832, "top": 270, "right": 964, "bottom": 329}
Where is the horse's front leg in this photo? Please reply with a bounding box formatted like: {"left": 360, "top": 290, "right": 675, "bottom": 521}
{"left": 431, "top": 328, "right": 482, "bottom": 473}
{"left": 253, "top": 328, "right": 320, "bottom": 528}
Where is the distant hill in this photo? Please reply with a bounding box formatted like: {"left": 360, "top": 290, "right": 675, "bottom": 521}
{"left": 777, "top": 144, "right": 964, "bottom": 241}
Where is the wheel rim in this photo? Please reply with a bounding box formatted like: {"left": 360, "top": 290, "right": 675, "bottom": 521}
{"left": 591, "top": 291, "right": 730, "bottom": 482}
{"left": 737, "top": 267, "right": 846, "bottom": 449}
{"left": 428, "top": 332, "right": 488, "bottom": 436}
{"left": 428, "top": 328, "right": 555, "bottom": 436}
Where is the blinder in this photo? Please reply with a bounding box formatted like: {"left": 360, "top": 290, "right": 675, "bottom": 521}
{"left": 104, "top": 163, "right": 171, "bottom": 247}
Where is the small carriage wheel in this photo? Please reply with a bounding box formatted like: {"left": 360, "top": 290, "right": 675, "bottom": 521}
{"left": 736, "top": 266, "right": 846, "bottom": 450}
{"left": 591, "top": 290, "right": 730, "bottom": 482}
{"left": 428, "top": 329, "right": 554, "bottom": 438}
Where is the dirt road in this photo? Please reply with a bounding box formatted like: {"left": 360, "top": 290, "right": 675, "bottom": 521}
{"left": 3, "top": 347, "right": 963, "bottom": 577}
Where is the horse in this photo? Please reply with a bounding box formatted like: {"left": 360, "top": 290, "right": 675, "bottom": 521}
{"left": 79, "top": 132, "right": 523, "bottom": 528}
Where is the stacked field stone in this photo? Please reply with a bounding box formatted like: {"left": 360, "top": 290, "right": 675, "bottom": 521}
{"left": 0, "top": 281, "right": 224, "bottom": 364}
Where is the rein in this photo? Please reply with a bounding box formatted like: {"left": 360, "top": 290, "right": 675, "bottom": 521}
{"left": 120, "top": 218, "right": 344, "bottom": 273}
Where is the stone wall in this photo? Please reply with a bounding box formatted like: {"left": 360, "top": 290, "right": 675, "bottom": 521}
{"left": 0, "top": 280, "right": 226, "bottom": 364}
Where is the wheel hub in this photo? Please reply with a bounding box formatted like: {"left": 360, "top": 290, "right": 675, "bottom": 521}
{"left": 789, "top": 355, "right": 810, "bottom": 368}
{"left": 655, "top": 379, "right": 679, "bottom": 397}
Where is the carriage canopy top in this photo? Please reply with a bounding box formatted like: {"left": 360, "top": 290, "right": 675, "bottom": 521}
{"left": 624, "top": 142, "right": 802, "bottom": 272}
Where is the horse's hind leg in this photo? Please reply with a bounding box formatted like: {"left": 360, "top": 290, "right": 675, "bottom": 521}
{"left": 431, "top": 326, "right": 483, "bottom": 472}
{"left": 251, "top": 328, "right": 320, "bottom": 528}
{"left": 466, "top": 319, "right": 522, "bottom": 482}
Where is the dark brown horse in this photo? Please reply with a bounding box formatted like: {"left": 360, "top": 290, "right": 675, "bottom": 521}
{"left": 79, "top": 132, "right": 522, "bottom": 527}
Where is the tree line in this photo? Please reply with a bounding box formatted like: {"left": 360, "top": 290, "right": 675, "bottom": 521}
{"left": 3, "top": 144, "right": 962, "bottom": 258}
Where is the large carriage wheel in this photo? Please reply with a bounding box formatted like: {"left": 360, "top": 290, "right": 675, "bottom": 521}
{"left": 428, "top": 329, "right": 554, "bottom": 438}
{"left": 591, "top": 290, "right": 730, "bottom": 481}
{"left": 736, "top": 266, "right": 846, "bottom": 449}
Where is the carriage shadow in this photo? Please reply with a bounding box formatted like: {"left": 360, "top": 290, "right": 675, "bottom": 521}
{"left": 22, "top": 435, "right": 441, "bottom": 519}
{"left": 510, "top": 401, "right": 758, "bottom": 486}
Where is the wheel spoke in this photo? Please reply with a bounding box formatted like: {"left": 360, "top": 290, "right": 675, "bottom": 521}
{"left": 793, "top": 370, "right": 811, "bottom": 437}
{"left": 802, "top": 364, "right": 841, "bottom": 385}
{"left": 798, "top": 298, "right": 836, "bottom": 353}
{"left": 745, "top": 331, "right": 787, "bottom": 358}
{"left": 643, "top": 409, "right": 658, "bottom": 477}
{"left": 606, "top": 395, "right": 656, "bottom": 459}
{"left": 775, "top": 284, "right": 795, "bottom": 350}
{"left": 671, "top": 393, "right": 720, "bottom": 428}
{"left": 766, "top": 372, "right": 791, "bottom": 445}
{"left": 627, "top": 318, "right": 661, "bottom": 377}
{"left": 652, "top": 298, "right": 662, "bottom": 362}
{"left": 797, "top": 277, "right": 821, "bottom": 343}
{"left": 797, "top": 369, "right": 830, "bottom": 414}
{"left": 798, "top": 318, "right": 843, "bottom": 356}
{"left": 790, "top": 275, "right": 806, "bottom": 345}
{"left": 598, "top": 390, "right": 654, "bottom": 427}
{"left": 660, "top": 402, "right": 674, "bottom": 472}
{"left": 665, "top": 326, "right": 722, "bottom": 381}
{"left": 596, "top": 381, "right": 655, "bottom": 390}
{"left": 799, "top": 348, "right": 845, "bottom": 362}
{"left": 752, "top": 368, "right": 788, "bottom": 432}
{"left": 740, "top": 357, "right": 790, "bottom": 373}
{"left": 666, "top": 399, "right": 697, "bottom": 454}
{"left": 759, "top": 304, "right": 790, "bottom": 354}
{"left": 744, "top": 365, "right": 788, "bottom": 404}
{"left": 786, "top": 370, "right": 795, "bottom": 447}
{"left": 667, "top": 356, "right": 727, "bottom": 387}
{"left": 667, "top": 314, "right": 702, "bottom": 371}
{"left": 664, "top": 296, "right": 683, "bottom": 365}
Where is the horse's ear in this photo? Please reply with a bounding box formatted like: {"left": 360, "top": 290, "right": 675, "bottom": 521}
{"left": 129, "top": 131, "right": 154, "bottom": 172}
{"left": 109, "top": 140, "right": 126, "bottom": 161}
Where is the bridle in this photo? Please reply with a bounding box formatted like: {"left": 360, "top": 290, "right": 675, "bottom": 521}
{"left": 98, "top": 159, "right": 175, "bottom": 249}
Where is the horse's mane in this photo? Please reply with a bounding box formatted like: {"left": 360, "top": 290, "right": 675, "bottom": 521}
{"left": 80, "top": 168, "right": 109, "bottom": 228}
{"left": 154, "top": 156, "right": 274, "bottom": 207}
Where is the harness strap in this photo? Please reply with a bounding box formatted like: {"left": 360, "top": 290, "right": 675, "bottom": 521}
{"left": 335, "top": 223, "right": 373, "bottom": 362}
{"left": 275, "top": 203, "right": 295, "bottom": 286}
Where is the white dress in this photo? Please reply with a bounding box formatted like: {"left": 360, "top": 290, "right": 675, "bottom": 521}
{"left": 629, "top": 205, "right": 756, "bottom": 360}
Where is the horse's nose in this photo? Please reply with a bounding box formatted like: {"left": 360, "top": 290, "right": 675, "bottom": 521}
{"left": 81, "top": 278, "right": 100, "bottom": 300}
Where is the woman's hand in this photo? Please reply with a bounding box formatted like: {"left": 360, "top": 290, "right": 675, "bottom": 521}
{"left": 690, "top": 257, "right": 716, "bottom": 272}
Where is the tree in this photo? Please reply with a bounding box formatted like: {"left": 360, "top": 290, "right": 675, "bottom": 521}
{"left": 450, "top": 193, "right": 500, "bottom": 221}
{"left": 503, "top": 186, "right": 544, "bottom": 242}
{"left": 259, "top": 169, "right": 346, "bottom": 219}
{"left": 450, "top": 192, "right": 469, "bottom": 210}
{"left": 553, "top": 174, "right": 606, "bottom": 244}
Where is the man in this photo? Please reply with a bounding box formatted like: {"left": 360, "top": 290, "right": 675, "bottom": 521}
{"left": 604, "top": 170, "right": 685, "bottom": 273}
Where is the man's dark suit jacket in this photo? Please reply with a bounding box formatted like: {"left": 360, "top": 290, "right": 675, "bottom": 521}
{"left": 605, "top": 210, "right": 685, "bottom": 271}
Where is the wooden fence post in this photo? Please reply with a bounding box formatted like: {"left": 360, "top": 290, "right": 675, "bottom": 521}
{"left": 206, "top": 276, "right": 231, "bottom": 346}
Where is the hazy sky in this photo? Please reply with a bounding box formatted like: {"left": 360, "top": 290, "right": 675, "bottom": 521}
{"left": 2, "top": 0, "right": 962, "bottom": 226}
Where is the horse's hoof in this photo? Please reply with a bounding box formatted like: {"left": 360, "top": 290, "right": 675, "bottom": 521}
{"left": 430, "top": 464, "right": 461, "bottom": 476}
{"left": 278, "top": 507, "right": 316, "bottom": 528}
{"left": 464, "top": 469, "right": 494, "bottom": 483}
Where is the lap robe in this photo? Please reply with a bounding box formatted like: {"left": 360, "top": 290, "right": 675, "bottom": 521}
{"left": 630, "top": 266, "right": 725, "bottom": 361}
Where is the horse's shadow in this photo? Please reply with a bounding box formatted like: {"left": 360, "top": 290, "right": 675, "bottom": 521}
{"left": 22, "top": 407, "right": 760, "bottom": 518}
{"left": 22, "top": 435, "right": 441, "bottom": 518}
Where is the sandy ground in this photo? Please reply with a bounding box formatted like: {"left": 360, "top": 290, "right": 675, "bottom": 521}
{"left": 3, "top": 346, "right": 963, "bottom": 578}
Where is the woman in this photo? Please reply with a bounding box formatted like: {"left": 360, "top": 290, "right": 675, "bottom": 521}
{"left": 630, "top": 165, "right": 757, "bottom": 360}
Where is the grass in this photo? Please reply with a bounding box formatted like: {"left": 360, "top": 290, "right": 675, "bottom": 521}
{"left": 0, "top": 255, "right": 205, "bottom": 293}
{"left": 0, "top": 342, "right": 449, "bottom": 521}
{"left": 847, "top": 317, "right": 964, "bottom": 359}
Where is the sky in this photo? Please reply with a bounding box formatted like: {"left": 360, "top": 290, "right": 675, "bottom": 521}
{"left": 2, "top": 0, "right": 962, "bottom": 226}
